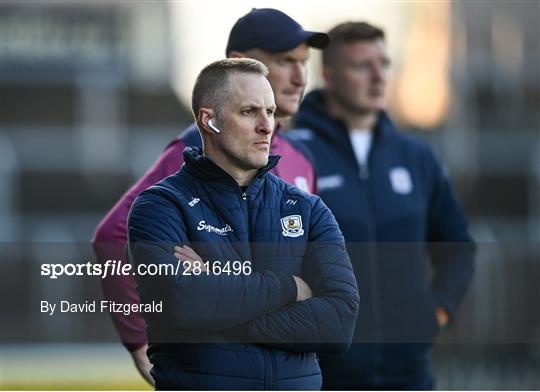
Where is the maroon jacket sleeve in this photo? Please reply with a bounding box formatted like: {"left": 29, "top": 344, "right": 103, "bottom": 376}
{"left": 92, "top": 139, "right": 185, "bottom": 352}
{"left": 270, "top": 132, "right": 317, "bottom": 195}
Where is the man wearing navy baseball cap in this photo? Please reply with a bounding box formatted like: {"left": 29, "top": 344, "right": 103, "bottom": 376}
{"left": 92, "top": 8, "right": 331, "bottom": 388}
{"left": 227, "top": 8, "right": 328, "bottom": 54}
{"left": 227, "top": 8, "right": 329, "bottom": 118}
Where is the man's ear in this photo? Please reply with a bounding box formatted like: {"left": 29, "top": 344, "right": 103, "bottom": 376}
{"left": 197, "top": 108, "right": 215, "bottom": 135}
{"left": 227, "top": 50, "right": 247, "bottom": 59}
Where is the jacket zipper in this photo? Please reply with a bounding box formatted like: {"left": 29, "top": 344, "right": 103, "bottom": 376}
{"left": 239, "top": 188, "right": 275, "bottom": 388}
{"left": 343, "top": 135, "right": 381, "bottom": 345}
{"left": 236, "top": 188, "right": 252, "bottom": 257}
{"left": 243, "top": 188, "right": 277, "bottom": 389}
{"left": 359, "top": 164, "right": 369, "bottom": 180}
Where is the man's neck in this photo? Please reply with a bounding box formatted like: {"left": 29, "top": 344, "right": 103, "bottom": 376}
{"left": 326, "top": 95, "right": 378, "bottom": 131}
{"left": 203, "top": 148, "right": 258, "bottom": 187}
{"left": 227, "top": 168, "right": 258, "bottom": 187}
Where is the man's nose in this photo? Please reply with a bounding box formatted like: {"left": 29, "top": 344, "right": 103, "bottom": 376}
{"left": 291, "top": 62, "right": 307, "bottom": 87}
{"left": 257, "top": 113, "right": 274, "bottom": 135}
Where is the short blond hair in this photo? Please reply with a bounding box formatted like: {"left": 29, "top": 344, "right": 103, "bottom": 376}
{"left": 191, "top": 58, "right": 269, "bottom": 120}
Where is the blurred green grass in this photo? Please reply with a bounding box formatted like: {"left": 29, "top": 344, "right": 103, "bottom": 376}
{"left": 2, "top": 344, "right": 152, "bottom": 390}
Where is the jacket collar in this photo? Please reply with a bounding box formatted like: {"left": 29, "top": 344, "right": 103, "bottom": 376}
{"left": 183, "top": 146, "right": 280, "bottom": 185}
{"left": 294, "top": 89, "right": 396, "bottom": 147}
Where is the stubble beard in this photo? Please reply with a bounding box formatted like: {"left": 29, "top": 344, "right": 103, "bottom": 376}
{"left": 226, "top": 145, "right": 268, "bottom": 172}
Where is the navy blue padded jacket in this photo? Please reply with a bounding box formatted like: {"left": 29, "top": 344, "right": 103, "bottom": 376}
{"left": 128, "top": 147, "right": 359, "bottom": 390}
{"left": 291, "top": 90, "right": 475, "bottom": 387}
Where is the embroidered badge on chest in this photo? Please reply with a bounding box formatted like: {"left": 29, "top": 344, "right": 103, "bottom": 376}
{"left": 389, "top": 167, "right": 413, "bottom": 194}
{"left": 281, "top": 215, "right": 304, "bottom": 238}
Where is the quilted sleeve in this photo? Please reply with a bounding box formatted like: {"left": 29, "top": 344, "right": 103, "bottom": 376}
{"left": 128, "top": 188, "right": 298, "bottom": 332}
{"left": 224, "top": 196, "right": 360, "bottom": 353}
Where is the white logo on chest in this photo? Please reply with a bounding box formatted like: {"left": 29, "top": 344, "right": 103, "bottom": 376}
{"left": 197, "top": 220, "right": 233, "bottom": 235}
{"left": 294, "top": 177, "right": 309, "bottom": 193}
{"left": 389, "top": 167, "right": 413, "bottom": 194}
{"left": 317, "top": 174, "right": 345, "bottom": 192}
{"left": 280, "top": 215, "right": 304, "bottom": 238}
{"left": 286, "top": 199, "right": 297, "bottom": 206}
{"left": 188, "top": 197, "right": 200, "bottom": 207}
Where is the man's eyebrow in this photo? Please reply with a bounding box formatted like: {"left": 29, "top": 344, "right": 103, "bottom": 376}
{"left": 239, "top": 103, "right": 276, "bottom": 111}
{"left": 239, "top": 103, "right": 262, "bottom": 109}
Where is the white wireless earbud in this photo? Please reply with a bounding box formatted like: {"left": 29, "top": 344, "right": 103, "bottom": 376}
{"left": 207, "top": 119, "right": 221, "bottom": 134}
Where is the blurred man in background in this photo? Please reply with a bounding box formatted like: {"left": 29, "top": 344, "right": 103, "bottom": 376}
{"left": 291, "top": 21, "right": 475, "bottom": 389}
{"left": 92, "top": 8, "right": 328, "bottom": 385}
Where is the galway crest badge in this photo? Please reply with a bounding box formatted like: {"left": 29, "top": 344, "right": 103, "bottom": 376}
{"left": 281, "top": 215, "right": 304, "bottom": 238}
